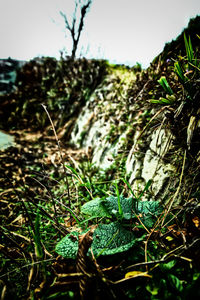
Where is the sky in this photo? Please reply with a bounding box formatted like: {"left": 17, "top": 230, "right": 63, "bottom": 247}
{"left": 0, "top": 0, "right": 200, "bottom": 68}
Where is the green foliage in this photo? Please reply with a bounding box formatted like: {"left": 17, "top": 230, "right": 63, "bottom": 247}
{"left": 55, "top": 231, "right": 79, "bottom": 259}
{"left": 56, "top": 193, "right": 162, "bottom": 260}
{"left": 115, "top": 181, "right": 124, "bottom": 218}
{"left": 55, "top": 222, "right": 138, "bottom": 259}
{"left": 81, "top": 195, "right": 162, "bottom": 226}
{"left": 184, "top": 33, "right": 194, "bottom": 65}
{"left": 160, "top": 259, "right": 176, "bottom": 271}
{"left": 149, "top": 95, "right": 176, "bottom": 105}
{"left": 174, "top": 34, "right": 200, "bottom": 99}
{"left": 2, "top": 19, "right": 200, "bottom": 298}
{"left": 137, "top": 200, "right": 162, "bottom": 227}
{"left": 150, "top": 76, "right": 175, "bottom": 105}
{"left": 33, "top": 210, "right": 44, "bottom": 260}
{"left": 158, "top": 76, "right": 173, "bottom": 95}
{"left": 174, "top": 61, "right": 186, "bottom": 84}
{"left": 81, "top": 197, "right": 111, "bottom": 217}
{"left": 2, "top": 57, "right": 108, "bottom": 130}
{"left": 91, "top": 222, "right": 137, "bottom": 257}
{"left": 103, "top": 196, "right": 134, "bottom": 220}
{"left": 151, "top": 34, "right": 200, "bottom": 108}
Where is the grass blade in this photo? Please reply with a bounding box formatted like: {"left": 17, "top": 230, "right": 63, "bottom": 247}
{"left": 158, "top": 76, "right": 173, "bottom": 95}
{"left": 174, "top": 61, "right": 186, "bottom": 83}
{"left": 115, "top": 181, "right": 123, "bottom": 218}
{"left": 184, "top": 33, "right": 194, "bottom": 64}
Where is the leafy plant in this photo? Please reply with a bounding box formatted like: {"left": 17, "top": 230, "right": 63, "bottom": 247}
{"left": 81, "top": 195, "right": 161, "bottom": 223}
{"left": 150, "top": 34, "right": 199, "bottom": 107}
{"left": 174, "top": 61, "right": 186, "bottom": 84}
{"left": 81, "top": 197, "right": 111, "bottom": 218}
{"left": 55, "top": 231, "right": 80, "bottom": 259}
{"left": 91, "top": 222, "right": 137, "bottom": 257}
{"left": 55, "top": 222, "right": 138, "bottom": 259}
{"left": 158, "top": 76, "right": 173, "bottom": 95}
{"left": 184, "top": 33, "right": 195, "bottom": 66}
{"left": 149, "top": 76, "right": 175, "bottom": 105}
{"left": 149, "top": 95, "right": 176, "bottom": 105}
{"left": 55, "top": 194, "right": 162, "bottom": 260}
{"left": 174, "top": 34, "right": 200, "bottom": 100}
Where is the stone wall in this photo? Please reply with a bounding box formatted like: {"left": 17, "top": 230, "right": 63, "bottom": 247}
{"left": 71, "top": 68, "right": 176, "bottom": 201}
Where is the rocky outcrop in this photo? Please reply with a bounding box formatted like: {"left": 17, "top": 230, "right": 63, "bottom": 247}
{"left": 71, "top": 67, "right": 176, "bottom": 201}
{"left": 71, "top": 16, "right": 200, "bottom": 203}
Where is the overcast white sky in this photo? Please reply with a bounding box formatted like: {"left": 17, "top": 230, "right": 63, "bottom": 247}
{"left": 0, "top": 0, "right": 200, "bottom": 67}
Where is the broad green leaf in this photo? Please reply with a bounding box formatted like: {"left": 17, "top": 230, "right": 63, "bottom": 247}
{"left": 56, "top": 222, "right": 138, "bottom": 259}
{"left": 55, "top": 231, "right": 79, "bottom": 259}
{"left": 103, "top": 196, "right": 134, "bottom": 220}
{"left": 91, "top": 222, "right": 137, "bottom": 257}
{"left": 81, "top": 195, "right": 162, "bottom": 227}
{"left": 137, "top": 200, "right": 161, "bottom": 215}
{"left": 81, "top": 198, "right": 111, "bottom": 217}
{"left": 137, "top": 200, "right": 162, "bottom": 227}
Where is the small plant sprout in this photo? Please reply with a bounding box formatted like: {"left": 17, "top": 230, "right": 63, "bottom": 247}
{"left": 149, "top": 76, "right": 175, "bottom": 105}
{"left": 158, "top": 76, "right": 173, "bottom": 95}
{"left": 184, "top": 33, "right": 195, "bottom": 66}
{"left": 174, "top": 61, "right": 187, "bottom": 84}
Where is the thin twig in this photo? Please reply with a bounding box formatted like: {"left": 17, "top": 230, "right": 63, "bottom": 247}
{"left": 162, "top": 149, "right": 186, "bottom": 226}
{"left": 42, "top": 104, "right": 71, "bottom": 205}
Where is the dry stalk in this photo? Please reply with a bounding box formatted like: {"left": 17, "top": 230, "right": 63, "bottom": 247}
{"left": 42, "top": 104, "right": 71, "bottom": 205}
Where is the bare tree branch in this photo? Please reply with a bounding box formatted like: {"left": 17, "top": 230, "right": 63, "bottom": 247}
{"left": 60, "top": 0, "right": 92, "bottom": 59}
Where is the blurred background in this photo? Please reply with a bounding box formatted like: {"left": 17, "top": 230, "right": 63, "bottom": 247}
{"left": 0, "top": 0, "right": 200, "bottom": 68}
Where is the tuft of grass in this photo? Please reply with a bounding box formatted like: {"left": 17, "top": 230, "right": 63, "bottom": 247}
{"left": 158, "top": 76, "right": 173, "bottom": 95}
{"left": 184, "top": 33, "right": 194, "bottom": 65}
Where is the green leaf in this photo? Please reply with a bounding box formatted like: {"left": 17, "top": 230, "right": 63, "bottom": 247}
{"left": 91, "top": 222, "right": 137, "bottom": 257}
{"left": 115, "top": 181, "right": 123, "bottom": 218}
{"left": 81, "top": 198, "right": 111, "bottom": 218}
{"left": 137, "top": 180, "right": 152, "bottom": 201}
{"left": 55, "top": 231, "right": 79, "bottom": 259}
{"left": 103, "top": 195, "right": 134, "bottom": 220}
{"left": 123, "top": 178, "right": 138, "bottom": 209}
{"left": 33, "top": 210, "right": 43, "bottom": 260}
{"left": 81, "top": 196, "right": 162, "bottom": 227}
{"left": 149, "top": 99, "right": 170, "bottom": 105}
{"left": 167, "top": 274, "right": 183, "bottom": 292}
{"left": 160, "top": 260, "right": 176, "bottom": 271}
{"left": 184, "top": 33, "right": 194, "bottom": 64}
{"left": 149, "top": 96, "right": 175, "bottom": 105}
{"left": 55, "top": 223, "right": 138, "bottom": 259}
{"left": 174, "top": 61, "right": 186, "bottom": 83}
{"left": 137, "top": 200, "right": 161, "bottom": 215}
{"left": 137, "top": 200, "right": 162, "bottom": 228}
{"left": 158, "top": 76, "right": 173, "bottom": 95}
{"left": 65, "top": 165, "right": 79, "bottom": 177}
{"left": 146, "top": 284, "right": 159, "bottom": 296}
